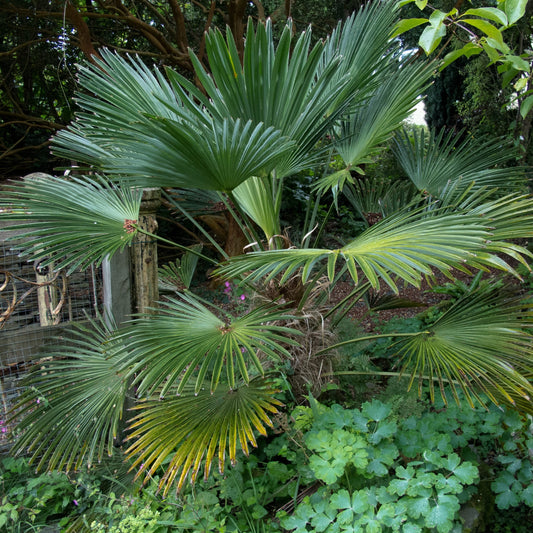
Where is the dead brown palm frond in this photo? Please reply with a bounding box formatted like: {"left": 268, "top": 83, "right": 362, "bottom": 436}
{"left": 282, "top": 311, "right": 338, "bottom": 400}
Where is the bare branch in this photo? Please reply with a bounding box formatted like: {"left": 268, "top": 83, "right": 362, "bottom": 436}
{"left": 0, "top": 112, "right": 64, "bottom": 130}
{"left": 168, "top": 0, "right": 189, "bottom": 53}
{"left": 0, "top": 38, "right": 50, "bottom": 58}
{"left": 65, "top": 0, "right": 102, "bottom": 62}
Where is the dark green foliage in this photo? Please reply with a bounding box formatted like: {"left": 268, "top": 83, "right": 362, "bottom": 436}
{"left": 0, "top": 456, "right": 75, "bottom": 531}
{"left": 276, "top": 396, "right": 533, "bottom": 532}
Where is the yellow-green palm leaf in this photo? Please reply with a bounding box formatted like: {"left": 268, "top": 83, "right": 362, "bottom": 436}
{"left": 127, "top": 378, "right": 282, "bottom": 494}
{"left": 217, "top": 207, "right": 527, "bottom": 293}
{"left": 233, "top": 176, "right": 280, "bottom": 242}
{"left": 396, "top": 288, "right": 533, "bottom": 412}
{"left": 119, "top": 293, "right": 300, "bottom": 396}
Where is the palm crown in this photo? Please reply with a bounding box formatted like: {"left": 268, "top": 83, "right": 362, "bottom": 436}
{"left": 1, "top": 0, "right": 533, "bottom": 495}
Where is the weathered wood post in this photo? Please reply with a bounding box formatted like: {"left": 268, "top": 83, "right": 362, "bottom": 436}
{"left": 114, "top": 188, "right": 161, "bottom": 447}
{"left": 130, "top": 188, "right": 161, "bottom": 314}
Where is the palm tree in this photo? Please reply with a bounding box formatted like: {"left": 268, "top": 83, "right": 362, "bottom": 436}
{"left": 2, "top": 1, "right": 533, "bottom": 495}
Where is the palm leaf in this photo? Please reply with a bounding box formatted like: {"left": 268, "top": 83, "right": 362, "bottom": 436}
{"left": 9, "top": 320, "right": 128, "bottom": 471}
{"left": 177, "top": 2, "right": 408, "bottom": 179}
{"left": 342, "top": 177, "right": 419, "bottom": 222}
{"left": 333, "top": 62, "right": 432, "bottom": 169}
{"left": 158, "top": 244, "right": 203, "bottom": 291}
{"left": 217, "top": 207, "right": 523, "bottom": 293}
{"left": 319, "top": 1, "right": 401, "bottom": 108}
{"left": 0, "top": 174, "right": 141, "bottom": 274}
{"left": 177, "top": 19, "right": 349, "bottom": 178}
{"left": 393, "top": 128, "right": 527, "bottom": 198}
{"left": 420, "top": 189, "right": 533, "bottom": 270}
{"left": 232, "top": 176, "right": 280, "bottom": 242}
{"left": 118, "top": 293, "right": 300, "bottom": 397}
{"left": 52, "top": 51, "right": 295, "bottom": 192}
{"left": 395, "top": 287, "right": 533, "bottom": 412}
{"left": 127, "top": 377, "right": 283, "bottom": 494}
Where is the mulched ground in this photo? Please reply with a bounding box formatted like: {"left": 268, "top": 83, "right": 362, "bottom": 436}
{"left": 331, "top": 264, "right": 527, "bottom": 333}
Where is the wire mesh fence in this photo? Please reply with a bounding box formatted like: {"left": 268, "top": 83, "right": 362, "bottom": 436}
{"left": 0, "top": 187, "right": 158, "bottom": 453}
{"left": 0, "top": 230, "right": 104, "bottom": 451}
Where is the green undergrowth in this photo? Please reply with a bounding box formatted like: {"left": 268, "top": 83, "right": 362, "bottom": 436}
{"left": 2, "top": 390, "right": 532, "bottom": 532}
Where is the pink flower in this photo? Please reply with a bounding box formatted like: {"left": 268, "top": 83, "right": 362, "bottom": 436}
{"left": 73, "top": 500, "right": 78, "bottom": 506}
{"left": 240, "top": 294, "right": 246, "bottom": 301}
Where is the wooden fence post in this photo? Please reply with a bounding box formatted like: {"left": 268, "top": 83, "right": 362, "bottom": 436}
{"left": 131, "top": 188, "right": 161, "bottom": 314}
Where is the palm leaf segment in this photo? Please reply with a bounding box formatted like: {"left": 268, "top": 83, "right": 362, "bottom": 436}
{"left": 217, "top": 206, "right": 531, "bottom": 293}
{"left": 0, "top": 174, "right": 141, "bottom": 274}
{"left": 119, "top": 293, "right": 300, "bottom": 397}
{"left": 395, "top": 288, "right": 533, "bottom": 413}
{"left": 127, "top": 378, "right": 283, "bottom": 494}
{"left": 334, "top": 62, "right": 432, "bottom": 172}
{"left": 10, "top": 321, "right": 128, "bottom": 472}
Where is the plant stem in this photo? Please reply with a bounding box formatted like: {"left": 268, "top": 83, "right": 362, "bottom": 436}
{"left": 135, "top": 226, "right": 218, "bottom": 265}
{"left": 315, "top": 331, "right": 428, "bottom": 356}
{"left": 328, "top": 370, "right": 460, "bottom": 385}
{"left": 224, "top": 191, "right": 265, "bottom": 251}
{"left": 161, "top": 189, "right": 229, "bottom": 260}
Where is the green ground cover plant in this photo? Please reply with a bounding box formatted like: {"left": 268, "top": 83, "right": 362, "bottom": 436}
{"left": 3, "top": 380, "right": 532, "bottom": 531}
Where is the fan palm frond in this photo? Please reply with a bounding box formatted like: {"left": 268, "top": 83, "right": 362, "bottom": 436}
{"left": 127, "top": 377, "right": 283, "bottom": 494}
{"left": 393, "top": 128, "right": 527, "bottom": 198}
{"left": 10, "top": 320, "right": 128, "bottom": 471}
{"left": 395, "top": 287, "right": 533, "bottom": 412}
{"left": 118, "top": 293, "right": 300, "bottom": 397}
{"left": 217, "top": 207, "right": 524, "bottom": 293}
{"left": 179, "top": 19, "right": 349, "bottom": 178}
{"left": 0, "top": 174, "right": 141, "bottom": 273}
{"left": 334, "top": 62, "right": 432, "bottom": 169}
{"left": 52, "top": 51, "right": 295, "bottom": 192}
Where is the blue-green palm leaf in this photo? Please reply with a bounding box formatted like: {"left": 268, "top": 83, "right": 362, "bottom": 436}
{"left": 0, "top": 174, "right": 141, "bottom": 273}
{"left": 395, "top": 288, "right": 533, "bottom": 412}
{"left": 127, "top": 378, "right": 283, "bottom": 494}
{"left": 319, "top": 1, "right": 401, "bottom": 107}
{"left": 334, "top": 62, "right": 432, "bottom": 169}
{"left": 9, "top": 321, "right": 128, "bottom": 471}
{"left": 393, "top": 128, "right": 526, "bottom": 198}
{"left": 52, "top": 51, "right": 295, "bottom": 192}
{"left": 119, "top": 293, "right": 300, "bottom": 396}
{"left": 179, "top": 19, "right": 348, "bottom": 178}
